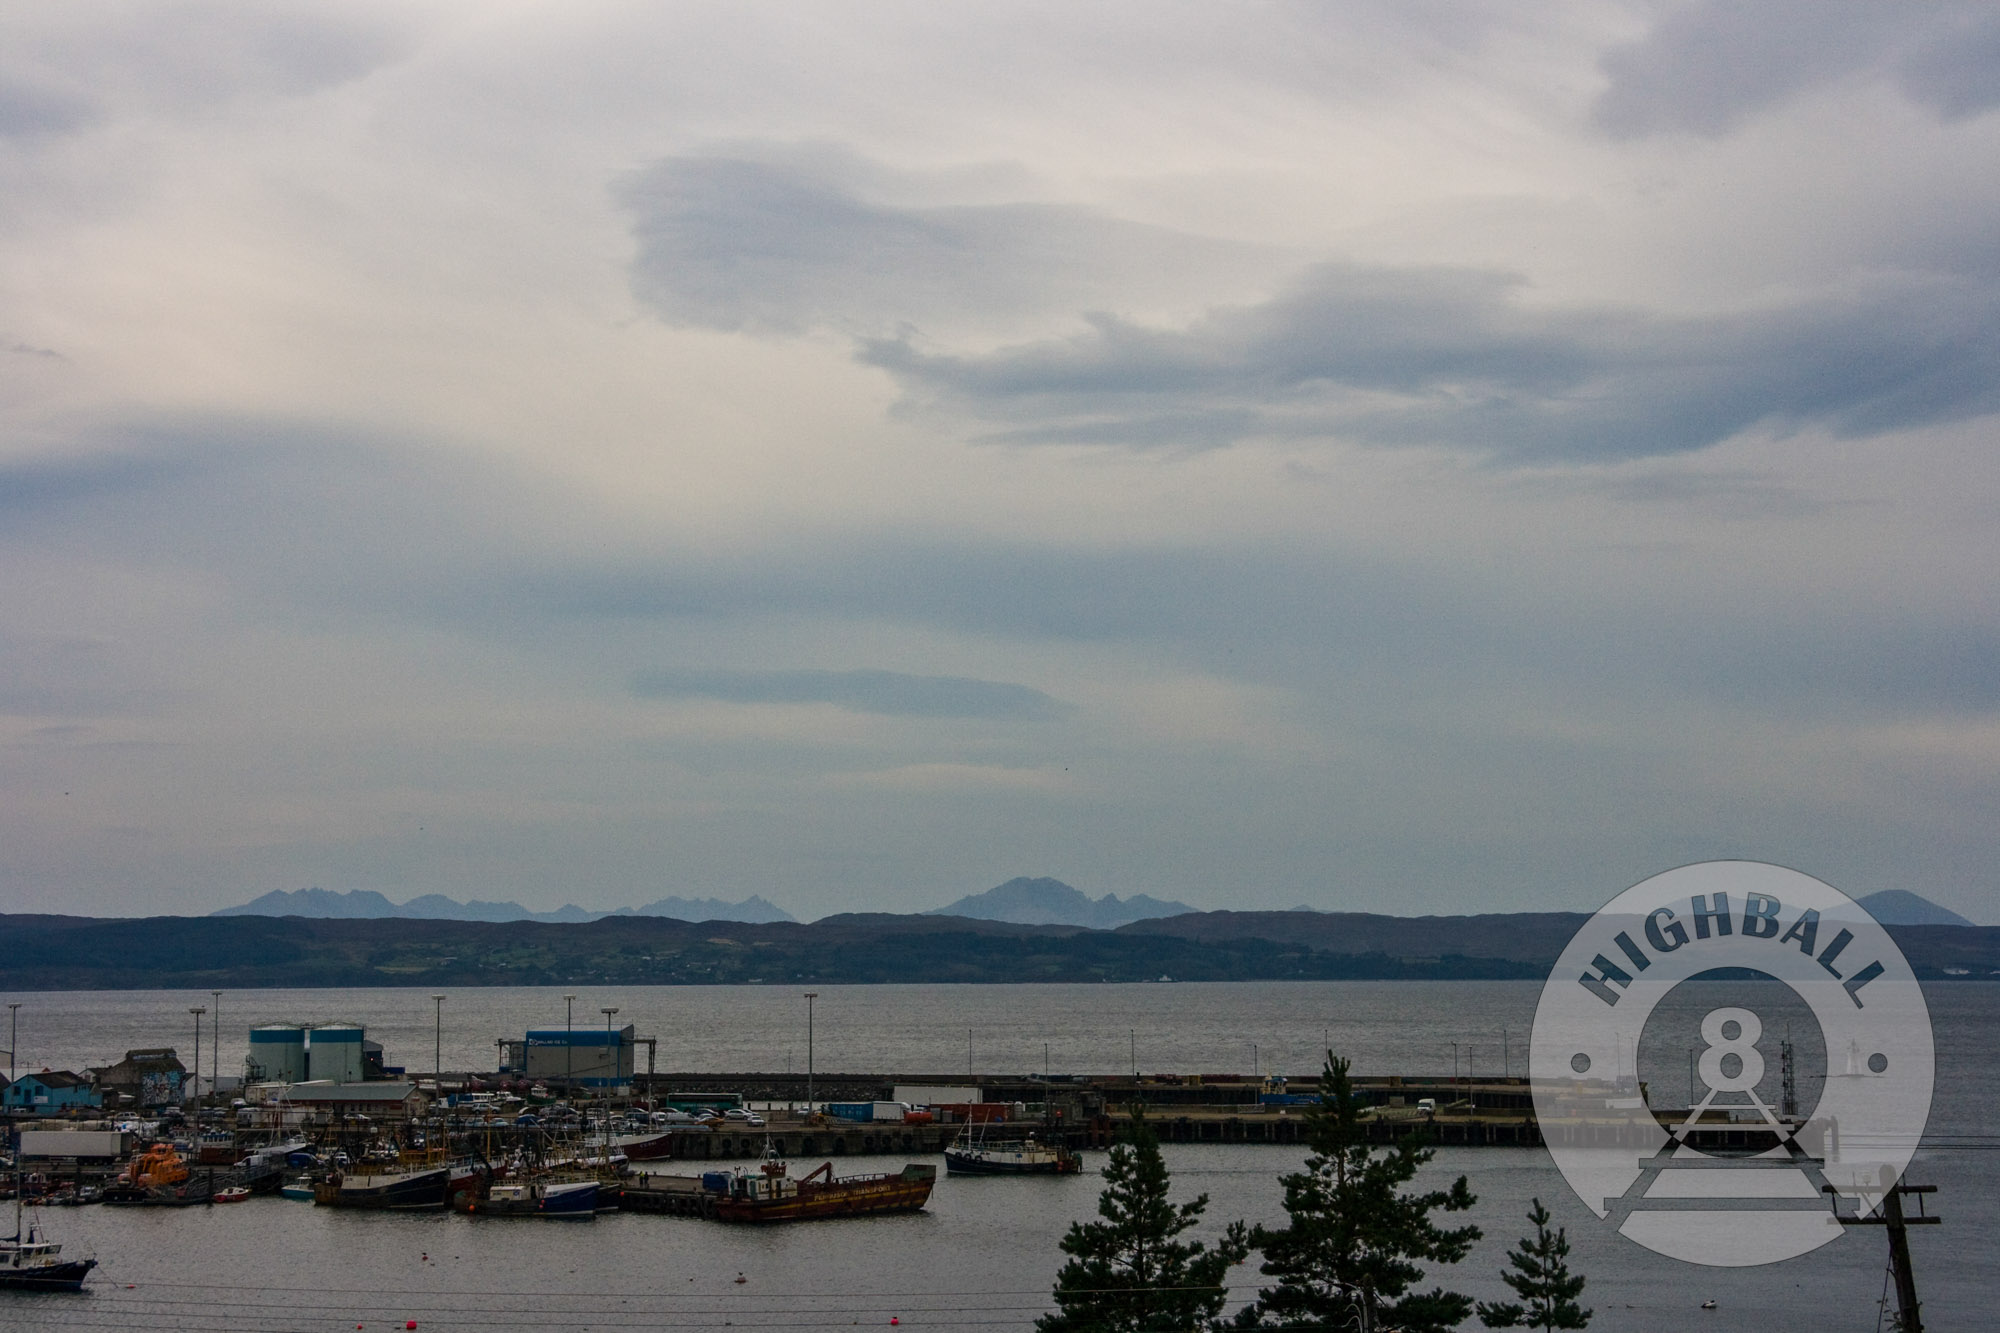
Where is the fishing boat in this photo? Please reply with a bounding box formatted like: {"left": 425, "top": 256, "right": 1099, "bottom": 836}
{"left": 312, "top": 1162, "right": 451, "bottom": 1210}
{"left": 3, "top": 1177, "right": 95, "bottom": 1292}
{"left": 609, "top": 1129, "right": 677, "bottom": 1161}
{"left": 454, "top": 1177, "right": 598, "bottom": 1218}
{"left": 280, "top": 1174, "right": 315, "bottom": 1202}
{"left": 711, "top": 1145, "right": 936, "bottom": 1224}
{"left": 944, "top": 1126, "right": 1081, "bottom": 1175}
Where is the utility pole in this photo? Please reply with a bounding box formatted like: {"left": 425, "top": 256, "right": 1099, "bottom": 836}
{"left": 1828, "top": 1181, "right": 1938, "bottom": 1333}
{"left": 804, "top": 992, "right": 818, "bottom": 1118}
{"left": 564, "top": 993, "right": 577, "bottom": 1094}
{"left": 7, "top": 1003, "right": 19, "bottom": 1082}
{"left": 188, "top": 1006, "right": 206, "bottom": 1108}
{"left": 432, "top": 994, "right": 445, "bottom": 1095}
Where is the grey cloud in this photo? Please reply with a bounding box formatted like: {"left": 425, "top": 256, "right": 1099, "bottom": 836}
{"left": 1594, "top": 0, "right": 2000, "bottom": 138}
{"left": 859, "top": 261, "right": 2000, "bottom": 460}
{"left": 11, "top": 420, "right": 1996, "bottom": 733}
{"left": 0, "top": 78, "right": 95, "bottom": 139}
{"left": 617, "top": 149, "right": 1277, "bottom": 336}
{"left": 2, "top": 5, "right": 403, "bottom": 136}
{"left": 1898, "top": 12, "right": 2000, "bottom": 119}
{"left": 632, "top": 668, "right": 1067, "bottom": 720}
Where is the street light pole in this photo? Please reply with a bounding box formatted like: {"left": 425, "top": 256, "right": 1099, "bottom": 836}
{"left": 564, "top": 993, "right": 577, "bottom": 1094}
{"left": 7, "top": 1003, "right": 18, "bottom": 1082}
{"left": 432, "top": 994, "right": 445, "bottom": 1095}
{"left": 188, "top": 1006, "right": 206, "bottom": 1108}
{"left": 600, "top": 1007, "right": 620, "bottom": 1085}
{"left": 804, "top": 992, "right": 818, "bottom": 1117}
{"left": 212, "top": 991, "right": 222, "bottom": 1100}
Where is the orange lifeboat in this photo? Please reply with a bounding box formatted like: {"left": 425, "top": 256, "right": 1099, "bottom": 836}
{"left": 122, "top": 1143, "right": 191, "bottom": 1188}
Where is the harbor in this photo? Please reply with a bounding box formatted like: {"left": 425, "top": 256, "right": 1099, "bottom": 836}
{"left": 0, "top": 979, "right": 1990, "bottom": 1332}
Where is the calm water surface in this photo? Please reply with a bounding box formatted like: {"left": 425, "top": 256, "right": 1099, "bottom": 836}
{"left": 3, "top": 981, "right": 1993, "bottom": 1331}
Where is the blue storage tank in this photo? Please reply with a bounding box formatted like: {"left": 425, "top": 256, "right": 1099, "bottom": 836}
{"left": 249, "top": 1026, "right": 307, "bottom": 1083}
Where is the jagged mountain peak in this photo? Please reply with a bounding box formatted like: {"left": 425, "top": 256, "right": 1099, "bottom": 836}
{"left": 927, "top": 876, "right": 1195, "bottom": 928}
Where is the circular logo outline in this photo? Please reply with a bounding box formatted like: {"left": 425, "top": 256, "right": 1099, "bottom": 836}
{"left": 1529, "top": 861, "right": 1934, "bottom": 1267}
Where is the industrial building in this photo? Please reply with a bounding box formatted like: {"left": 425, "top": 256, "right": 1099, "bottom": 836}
{"left": 498, "top": 1024, "right": 638, "bottom": 1088}
{"left": 245, "top": 1024, "right": 389, "bottom": 1084}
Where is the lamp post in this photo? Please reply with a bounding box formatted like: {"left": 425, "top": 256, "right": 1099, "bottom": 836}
{"left": 1252, "top": 1043, "right": 1259, "bottom": 1079}
{"left": 432, "top": 994, "right": 445, "bottom": 1095}
{"left": 600, "top": 1006, "right": 620, "bottom": 1085}
{"left": 564, "top": 993, "right": 577, "bottom": 1094}
{"left": 7, "top": 1003, "right": 19, "bottom": 1082}
{"left": 189, "top": 1006, "right": 206, "bottom": 1108}
{"left": 212, "top": 991, "right": 222, "bottom": 1101}
{"left": 804, "top": 992, "right": 818, "bottom": 1117}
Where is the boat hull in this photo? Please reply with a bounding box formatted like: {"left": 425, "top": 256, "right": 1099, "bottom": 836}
{"left": 457, "top": 1180, "right": 599, "bottom": 1218}
{"left": 712, "top": 1164, "right": 936, "bottom": 1224}
{"left": 0, "top": 1258, "right": 96, "bottom": 1292}
{"left": 313, "top": 1167, "right": 451, "bottom": 1211}
{"left": 610, "top": 1131, "right": 677, "bottom": 1161}
{"left": 944, "top": 1149, "right": 1079, "bottom": 1175}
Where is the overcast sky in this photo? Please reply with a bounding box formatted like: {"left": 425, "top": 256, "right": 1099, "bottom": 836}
{"left": 3, "top": 1, "right": 1997, "bottom": 922}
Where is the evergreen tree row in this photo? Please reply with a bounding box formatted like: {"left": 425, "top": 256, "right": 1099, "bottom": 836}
{"left": 1041, "top": 1053, "right": 1591, "bottom": 1333}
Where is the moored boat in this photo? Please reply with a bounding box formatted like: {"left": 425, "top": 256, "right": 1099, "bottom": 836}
{"left": 610, "top": 1130, "right": 677, "bottom": 1161}
{"left": 213, "top": 1187, "right": 251, "bottom": 1204}
{"left": 280, "top": 1174, "right": 315, "bottom": 1202}
{"left": 312, "top": 1164, "right": 451, "bottom": 1210}
{"left": 944, "top": 1129, "right": 1081, "bottom": 1175}
{"left": 711, "top": 1149, "right": 936, "bottom": 1224}
{"left": 454, "top": 1177, "right": 598, "bottom": 1218}
{"left": 3, "top": 1180, "right": 95, "bottom": 1292}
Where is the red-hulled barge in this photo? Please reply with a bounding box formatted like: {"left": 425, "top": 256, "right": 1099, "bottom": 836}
{"left": 711, "top": 1154, "right": 936, "bottom": 1224}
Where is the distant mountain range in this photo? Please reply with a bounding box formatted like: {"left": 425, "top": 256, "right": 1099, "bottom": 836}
{"left": 1855, "top": 889, "right": 1976, "bottom": 928}
{"left": 927, "top": 877, "right": 1195, "bottom": 928}
{"left": 212, "top": 887, "right": 795, "bottom": 924}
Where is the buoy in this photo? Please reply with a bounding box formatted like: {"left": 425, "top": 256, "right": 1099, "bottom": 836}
{"left": 408, "top": 1322, "right": 419, "bottom": 1329}
{"left": 891, "top": 1320, "right": 900, "bottom": 1326}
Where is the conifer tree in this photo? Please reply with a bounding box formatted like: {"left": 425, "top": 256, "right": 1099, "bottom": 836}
{"left": 1040, "top": 1110, "right": 1250, "bottom": 1333}
{"left": 1476, "top": 1198, "right": 1590, "bottom": 1331}
{"left": 1236, "top": 1053, "right": 1481, "bottom": 1333}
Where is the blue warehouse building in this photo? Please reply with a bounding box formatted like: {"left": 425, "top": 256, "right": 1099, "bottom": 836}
{"left": 3, "top": 1071, "right": 102, "bottom": 1115}
{"left": 498, "top": 1025, "right": 636, "bottom": 1088}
